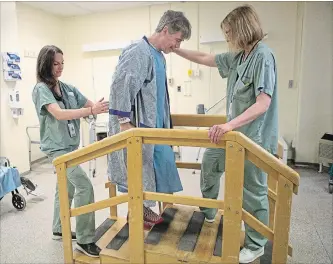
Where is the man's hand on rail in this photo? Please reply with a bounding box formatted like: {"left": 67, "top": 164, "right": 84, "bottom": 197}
{"left": 120, "top": 122, "right": 135, "bottom": 132}
{"left": 208, "top": 123, "right": 233, "bottom": 144}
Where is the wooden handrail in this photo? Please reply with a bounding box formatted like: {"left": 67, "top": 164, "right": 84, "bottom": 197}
{"left": 171, "top": 114, "right": 284, "bottom": 160}
{"left": 53, "top": 128, "right": 299, "bottom": 190}
{"left": 52, "top": 128, "right": 234, "bottom": 166}
{"left": 171, "top": 114, "right": 227, "bottom": 127}
{"left": 53, "top": 130, "right": 131, "bottom": 166}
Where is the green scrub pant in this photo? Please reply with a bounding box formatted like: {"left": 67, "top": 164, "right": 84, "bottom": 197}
{"left": 200, "top": 148, "right": 269, "bottom": 251}
{"left": 50, "top": 151, "right": 95, "bottom": 244}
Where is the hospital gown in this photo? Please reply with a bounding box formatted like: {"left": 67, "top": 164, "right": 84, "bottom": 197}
{"left": 149, "top": 45, "right": 182, "bottom": 194}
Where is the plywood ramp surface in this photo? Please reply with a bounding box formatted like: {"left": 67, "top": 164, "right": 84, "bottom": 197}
{"left": 99, "top": 217, "right": 131, "bottom": 262}
{"left": 73, "top": 252, "right": 101, "bottom": 264}
{"left": 74, "top": 205, "right": 274, "bottom": 264}
{"left": 74, "top": 217, "right": 117, "bottom": 264}
{"left": 99, "top": 205, "right": 243, "bottom": 263}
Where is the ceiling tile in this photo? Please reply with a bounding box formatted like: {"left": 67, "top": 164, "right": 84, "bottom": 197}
{"left": 24, "top": 1, "right": 170, "bottom": 17}
{"left": 25, "top": 2, "right": 91, "bottom": 16}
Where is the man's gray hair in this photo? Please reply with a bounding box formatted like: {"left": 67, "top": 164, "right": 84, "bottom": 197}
{"left": 155, "top": 10, "right": 191, "bottom": 40}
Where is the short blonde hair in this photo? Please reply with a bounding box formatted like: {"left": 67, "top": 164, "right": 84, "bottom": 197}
{"left": 221, "top": 5, "right": 264, "bottom": 51}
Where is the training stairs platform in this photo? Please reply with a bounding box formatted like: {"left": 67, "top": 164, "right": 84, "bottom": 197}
{"left": 73, "top": 205, "right": 274, "bottom": 264}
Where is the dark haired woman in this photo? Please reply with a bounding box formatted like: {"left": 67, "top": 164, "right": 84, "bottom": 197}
{"left": 32, "top": 45, "right": 108, "bottom": 257}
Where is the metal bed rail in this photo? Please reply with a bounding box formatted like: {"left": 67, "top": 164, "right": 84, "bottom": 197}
{"left": 26, "top": 125, "right": 41, "bottom": 171}
{"left": 85, "top": 120, "right": 108, "bottom": 178}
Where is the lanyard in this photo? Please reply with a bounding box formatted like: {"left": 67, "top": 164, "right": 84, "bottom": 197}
{"left": 52, "top": 83, "right": 71, "bottom": 124}
{"left": 233, "top": 40, "right": 261, "bottom": 97}
{"left": 241, "top": 39, "right": 260, "bottom": 62}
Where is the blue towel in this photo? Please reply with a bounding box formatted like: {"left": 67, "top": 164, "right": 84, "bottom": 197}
{"left": 0, "top": 166, "right": 21, "bottom": 198}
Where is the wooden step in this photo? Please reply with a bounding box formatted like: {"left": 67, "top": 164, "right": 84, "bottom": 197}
{"left": 73, "top": 253, "right": 101, "bottom": 264}
{"left": 73, "top": 218, "right": 118, "bottom": 263}
{"left": 98, "top": 205, "right": 239, "bottom": 263}
{"left": 75, "top": 205, "right": 274, "bottom": 264}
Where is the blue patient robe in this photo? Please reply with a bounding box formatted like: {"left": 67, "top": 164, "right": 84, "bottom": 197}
{"left": 149, "top": 45, "right": 183, "bottom": 193}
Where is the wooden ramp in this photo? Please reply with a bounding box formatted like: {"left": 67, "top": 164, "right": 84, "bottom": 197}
{"left": 73, "top": 205, "right": 274, "bottom": 264}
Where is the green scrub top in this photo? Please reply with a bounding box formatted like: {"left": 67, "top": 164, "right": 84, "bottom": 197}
{"left": 215, "top": 41, "right": 278, "bottom": 155}
{"left": 32, "top": 81, "right": 87, "bottom": 156}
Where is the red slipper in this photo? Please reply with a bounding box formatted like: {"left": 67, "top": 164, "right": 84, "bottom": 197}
{"left": 144, "top": 221, "right": 154, "bottom": 230}
{"left": 143, "top": 206, "right": 163, "bottom": 225}
{"left": 126, "top": 206, "right": 164, "bottom": 226}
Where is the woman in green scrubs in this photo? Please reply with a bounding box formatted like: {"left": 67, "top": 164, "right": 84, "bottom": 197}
{"left": 32, "top": 45, "right": 108, "bottom": 257}
{"left": 174, "top": 5, "right": 278, "bottom": 263}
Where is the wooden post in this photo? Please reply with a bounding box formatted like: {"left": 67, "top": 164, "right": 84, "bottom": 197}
{"left": 272, "top": 175, "right": 293, "bottom": 264}
{"left": 108, "top": 183, "right": 118, "bottom": 218}
{"left": 221, "top": 141, "right": 245, "bottom": 263}
{"left": 269, "top": 141, "right": 282, "bottom": 230}
{"left": 127, "top": 137, "right": 145, "bottom": 263}
{"left": 55, "top": 163, "right": 73, "bottom": 263}
{"left": 268, "top": 173, "right": 277, "bottom": 229}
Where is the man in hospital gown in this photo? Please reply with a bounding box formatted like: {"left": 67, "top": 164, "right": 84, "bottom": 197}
{"left": 108, "top": 10, "right": 192, "bottom": 227}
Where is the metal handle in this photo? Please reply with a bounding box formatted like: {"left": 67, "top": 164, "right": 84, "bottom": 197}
{"left": 0, "top": 156, "right": 10, "bottom": 167}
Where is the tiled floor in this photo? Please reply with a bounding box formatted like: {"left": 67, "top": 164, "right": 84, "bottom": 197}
{"left": 0, "top": 156, "right": 332, "bottom": 264}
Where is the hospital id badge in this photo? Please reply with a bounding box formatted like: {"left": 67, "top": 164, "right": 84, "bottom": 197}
{"left": 68, "top": 123, "right": 76, "bottom": 138}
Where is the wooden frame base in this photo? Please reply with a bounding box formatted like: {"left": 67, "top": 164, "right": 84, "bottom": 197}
{"left": 53, "top": 114, "right": 300, "bottom": 264}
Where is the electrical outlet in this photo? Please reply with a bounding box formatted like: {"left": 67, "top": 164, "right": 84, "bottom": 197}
{"left": 177, "top": 86, "right": 181, "bottom": 92}
{"left": 288, "top": 80, "right": 294, "bottom": 88}
{"left": 194, "top": 69, "right": 200, "bottom": 77}
{"left": 184, "top": 81, "right": 192, "bottom": 96}
{"left": 24, "top": 49, "right": 38, "bottom": 58}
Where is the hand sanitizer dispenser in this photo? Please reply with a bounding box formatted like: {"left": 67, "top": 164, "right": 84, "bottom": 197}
{"left": 9, "top": 89, "right": 24, "bottom": 118}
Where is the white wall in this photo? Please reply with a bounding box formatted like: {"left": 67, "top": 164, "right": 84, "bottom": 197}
{"left": 295, "top": 2, "right": 333, "bottom": 163}
{"left": 0, "top": 2, "right": 64, "bottom": 172}
{"left": 1, "top": 2, "right": 331, "bottom": 171}
{"left": 0, "top": 2, "right": 20, "bottom": 166}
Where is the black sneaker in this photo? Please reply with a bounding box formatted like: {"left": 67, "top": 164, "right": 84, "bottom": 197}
{"left": 52, "top": 231, "right": 76, "bottom": 241}
{"left": 76, "top": 242, "right": 101, "bottom": 258}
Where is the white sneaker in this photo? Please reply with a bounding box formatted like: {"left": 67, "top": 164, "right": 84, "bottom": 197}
{"left": 204, "top": 209, "right": 217, "bottom": 223}
{"left": 239, "top": 247, "right": 264, "bottom": 263}
{"left": 205, "top": 217, "right": 215, "bottom": 223}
